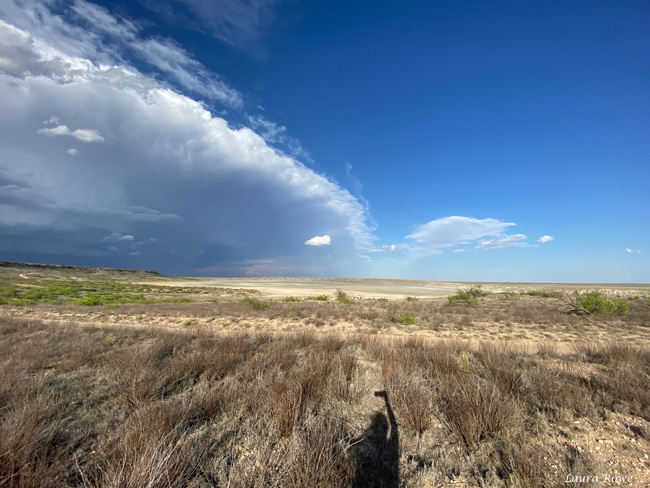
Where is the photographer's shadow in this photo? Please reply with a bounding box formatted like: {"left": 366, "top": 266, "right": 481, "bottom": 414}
{"left": 350, "top": 391, "right": 399, "bottom": 488}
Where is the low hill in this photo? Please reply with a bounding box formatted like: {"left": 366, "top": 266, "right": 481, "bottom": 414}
{"left": 0, "top": 261, "right": 165, "bottom": 280}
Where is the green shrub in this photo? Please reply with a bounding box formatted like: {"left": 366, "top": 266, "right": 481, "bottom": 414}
{"left": 307, "top": 295, "right": 329, "bottom": 301}
{"left": 448, "top": 285, "right": 489, "bottom": 305}
{"left": 0, "top": 286, "right": 17, "bottom": 298}
{"left": 405, "top": 296, "right": 419, "bottom": 302}
{"left": 335, "top": 290, "right": 354, "bottom": 304}
{"left": 448, "top": 294, "right": 475, "bottom": 305}
{"left": 284, "top": 296, "right": 300, "bottom": 302}
{"left": 394, "top": 310, "right": 417, "bottom": 325}
{"left": 75, "top": 295, "right": 104, "bottom": 306}
{"left": 564, "top": 291, "right": 629, "bottom": 316}
{"left": 242, "top": 297, "right": 269, "bottom": 310}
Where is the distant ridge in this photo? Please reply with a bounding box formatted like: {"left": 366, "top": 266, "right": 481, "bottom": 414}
{"left": 0, "top": 260, "right": 165, "bottom": 278}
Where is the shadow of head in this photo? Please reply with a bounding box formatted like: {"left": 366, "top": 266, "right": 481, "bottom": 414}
{"left": 367, "top": 412, "right": 389, "bottom": 443}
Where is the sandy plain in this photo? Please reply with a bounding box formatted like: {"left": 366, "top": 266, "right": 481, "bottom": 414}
{"left": 143, "top": 276, "right": 650, "bottom": 300}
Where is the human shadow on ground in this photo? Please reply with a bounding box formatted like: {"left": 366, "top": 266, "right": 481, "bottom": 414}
{"left": 349, "top": 391, "right": 399, "bottom": 488}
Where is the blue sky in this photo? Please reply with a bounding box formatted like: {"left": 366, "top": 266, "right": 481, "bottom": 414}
{"left": 0, "top": 0, "right": 648, "bottom": 282}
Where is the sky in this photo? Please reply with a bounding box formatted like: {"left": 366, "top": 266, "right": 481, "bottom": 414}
{"left": 0, "top": 0, "right": 648, "bottom": 282}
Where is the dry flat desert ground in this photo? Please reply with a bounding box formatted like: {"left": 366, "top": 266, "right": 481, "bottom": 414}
{"left": 1, "top": 261, "right": 649, "bottom": 487}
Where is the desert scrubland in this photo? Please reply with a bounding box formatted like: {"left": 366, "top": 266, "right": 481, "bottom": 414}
{"left": 1, "top": 262, "right": 649, "bottom": 487}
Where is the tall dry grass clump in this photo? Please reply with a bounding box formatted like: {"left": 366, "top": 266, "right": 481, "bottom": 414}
{"left": 437, "top": 374, "right": 522, "bottom": 448}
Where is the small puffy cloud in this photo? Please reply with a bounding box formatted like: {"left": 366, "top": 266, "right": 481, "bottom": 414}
{"left": 305, "top": 235, "right": 331, "bottom": 246}
{"left": 625, "top": 248, "right": 641, "bottom": 254}
{"left": 66, "top": 148, "right": 79, "bottom": 156}
{"left": 70, "top": 128, "right": 104, "bottom": 143}
{"left": 452, "top": 249, "right": 465, "bottom": 253}
{"left": 476, "top": 234, "right": 530, "bottom": 250}
{"left": 381, "top": 244, "right": 397, "bottom": 252}
{"left": 538, "top": 235, "right": 554, "bottom": 244}
{"left": 102, "top": 232, "right": 134, "bottom": 243}
{"left": 38, "top": 124, "right": 104, "bottom": 143}
{"left": 38, "top": 125, "right": 69, "bottom": 137}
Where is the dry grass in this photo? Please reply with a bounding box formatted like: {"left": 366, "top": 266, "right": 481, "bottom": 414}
{"left": 1, "top": 311, "right": 650, "bottom": 487}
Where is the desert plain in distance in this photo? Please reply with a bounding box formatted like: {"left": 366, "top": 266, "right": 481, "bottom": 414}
{"left": 149, "top": 275, "right": 650, "bottom": 300}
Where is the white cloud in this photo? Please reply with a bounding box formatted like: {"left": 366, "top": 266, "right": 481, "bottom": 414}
{"left": 70, "top": 128, "right": 104, "bottom": 143}
{"left": 407, "top": 216, "right": 515, "bottom": 249}
{"left": 0, "top": 1, "right": 243, "bottom": 108}
{"left": 38, "top": 124, "right": 104, "bottom": 142}
{"left": 66, "top": 148, "right": 79, "bottom": 156}
{"left": 476, "top": 234, "right": 531, "bottom": 250}
{"left": 247, "top": 114, "right": 311, "bottom": 161}
{"left": 43, "top": 115, "right": 60, "bottom": 125}
{"left": 140, "top": 0, "right": 282, "bottom": 52}
{"left": 538, "top": 235, "right": 554, "bottom": 243}
{"left": 625, "top": 248, "right": 641, "bottom": 254}
{"left": 403, "top": 216, "right": 538, "bottom": 255}
{"left": 305, "top": 235, "right": 331, "bottom": 246}
{"left": 70, "top": 0, "right": 139, "bottom": 40}
{"left": 131, "top": 37, "right": 242, "bottom": 107}
{"left": 0, "top": 17, "right": 373, "bottom": 273}
{"left": 102, "top": 232, "right": 134, "bottom": 243}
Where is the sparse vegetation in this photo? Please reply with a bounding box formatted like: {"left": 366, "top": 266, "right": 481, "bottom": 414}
{"left": 498, "top": 291, "right": 519, "bottom": 300}
{"left": 0, "top": 276, "right": 247, "bottom": 307}
{"left": 335, "top": 289, "right": 355, "bottom": 304}
{"left": 306, "top": 295, "right": 329, "bottom": 301}
{"left": 0, "top": 309, "right": 649, "bottom": 487}
{"left": 242, "top": 297, "right": 269, "bottom": 310}
{"left": 0, "top": 264, "right": 649, "bottom": 486}
{"left": 523, "top": 289, "right": 562, "bottom": 298}
{"left": 448, "top": 284, "right": 490, "bottom": 304}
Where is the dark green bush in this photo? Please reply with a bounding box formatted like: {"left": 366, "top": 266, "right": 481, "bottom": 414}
{"left": 564, "top": 291, "right": 629, "bottom": 316}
